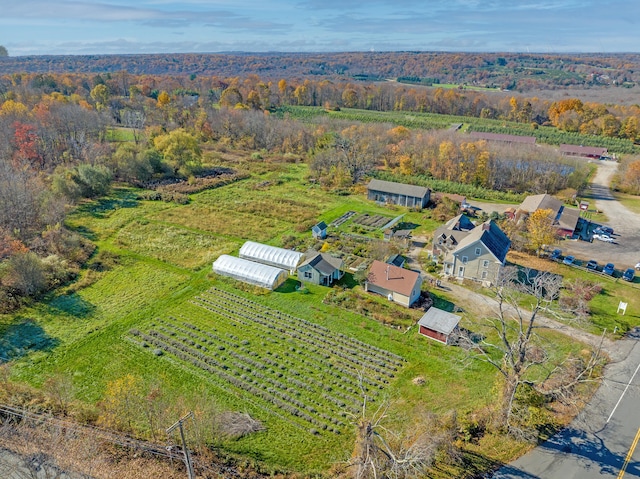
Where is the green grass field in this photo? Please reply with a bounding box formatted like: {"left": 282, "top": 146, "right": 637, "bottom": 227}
{"left": 613, "top": 191, "right": 640, "bottom": 215}
{"left": 0, "top": 160, "right": 613, "bottom": 475}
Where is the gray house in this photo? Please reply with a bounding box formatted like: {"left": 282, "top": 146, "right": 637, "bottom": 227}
{"left": 297, "top": 250, "right": 344, "bottom": 286}
{"left": 439, "top": 220, "right": 511, "bottom": 286}
{"left": 367, "top": 179, "right": 430, "bottom": 209}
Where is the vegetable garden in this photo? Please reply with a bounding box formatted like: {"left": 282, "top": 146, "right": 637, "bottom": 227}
{"left": 129, "top": 287, "right": 404, "bottom": 436}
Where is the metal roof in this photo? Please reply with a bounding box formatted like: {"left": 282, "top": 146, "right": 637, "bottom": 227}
{"left": 239, "top": 241, "right": 304, "bottom": 270}
{"left": 213, "top": 255, "right": 288, "bottom": 290}
{"left": 367, "top": 179, "right": 430, "bottom": 199}
{"left": 418, "top": 307, "right": 461, "bottom": 335}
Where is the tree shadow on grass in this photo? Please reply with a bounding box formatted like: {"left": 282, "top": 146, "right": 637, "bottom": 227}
{"left": 74, "top": 194, "right": 138, "bottom": 219}
{"left": 0, "top": 320, "right": 60, "bottom": 363}
{"left": 47, "top": 293, "right": 96, "bottom": 319}
{"left": 275, "top": 278, "right": 303, "bottom": 294}
{"left": 430, "top": 293, "right": 457, "bottom": 312}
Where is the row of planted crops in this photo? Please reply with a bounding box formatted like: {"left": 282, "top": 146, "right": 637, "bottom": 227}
{"left": 129, "top": 287, "right": 404, "bottom": 436}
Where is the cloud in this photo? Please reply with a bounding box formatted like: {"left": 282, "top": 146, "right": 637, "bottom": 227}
{"left": 0, "top": 0, "right": 289, "bottom": 31}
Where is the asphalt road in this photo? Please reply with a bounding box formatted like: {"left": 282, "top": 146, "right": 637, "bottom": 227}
{"left": 492, "top": 337, "right": 640, "bottom": 479}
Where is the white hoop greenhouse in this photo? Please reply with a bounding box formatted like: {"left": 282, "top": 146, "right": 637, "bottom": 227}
{"left": 213, "top": 255, "right": 289, "bottom": 290}
{"left": 238, "top": 241, "right": 304, "bottom": 272}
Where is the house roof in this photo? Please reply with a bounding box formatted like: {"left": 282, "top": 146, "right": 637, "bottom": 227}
{"left": 444, "top": 214, "right": 475, "bottom": 232}
{"left": 559, "top": 144, "right": 607, "bottom": 157}
{"left": 386, "top": 254, "right": 405, "bottom": 268}
{"left": 367, "top": 179, "right": 430, "bottom": 199}
{"left": 299, "top": 250, "right": 343, "bottom": 276}
{"left": 312, "top": 221, "right": 327, "bottom": 232}
{"left": 432, "top": 214, "right": 475, "bottom": 250}
{"left": 367, "top": 260, "right": 420, "bottom": 297}
{"left": 557, "top": 206, "right": 580, "bottom": 233}
{"left": 418, "top": 307, "right": 461, "bottom": 335}
{"left": 393, "top": 229, "right": 412, "bottom": 239}
{"left": 469, "top": 131, "right": 536, "bottom": 145}
{"left": 517, "top": 194, "right": 579, "bottom": 234}
{"left": 433, "top": 192, "right": 467, "bottom": 204}
{"left": 518, "top": 194, "right": 562, "bottom": 216}
{"left": 455, "top": 220, "right": 511, "bottom": 263}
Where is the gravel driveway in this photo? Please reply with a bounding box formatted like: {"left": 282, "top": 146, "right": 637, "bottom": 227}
{"left": 560, "top": 161, "right": 640, "bottom": 271}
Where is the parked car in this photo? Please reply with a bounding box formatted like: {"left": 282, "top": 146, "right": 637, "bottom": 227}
{"left": 586, "top": 260, "right": 598, "bottom": 270}
{"left": 603, "top": 263, "right": 615, "bottom": 276}
{"left": 550, "top": 249, "right": 562, "bottom": 260}
{"left": 593, "top": 226, "right": 614, "bottom": 235}
{"left": 563, "top": 255, "right": 575, "bottom": 265}
{"left": 623, "top": 268, "right": 635, "bottom": 282}
{"left": 635, "top": 262, "right": 640, "bottom": 271}
{"left": 593, "top": 234, "right": 614, "bottom": 243}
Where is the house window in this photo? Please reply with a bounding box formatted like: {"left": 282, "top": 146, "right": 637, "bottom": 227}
{"left": 481, "top": 271, "right": 488, "bottom": 279}
{"left": 304, "top": 271, "right": 312, "bottom": 279}
{"left": 482, "top": 260, "right": 490, "bottom": 268}
{"left": 475, "top": 247, "right": 481, "bottom": 256}
{"left": 461, "top": 256, "right": 468, "bottom": 264}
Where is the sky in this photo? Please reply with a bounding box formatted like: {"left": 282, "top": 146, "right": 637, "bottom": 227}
{"left": 0, "top": 0, "right": 639, "bottom": 56}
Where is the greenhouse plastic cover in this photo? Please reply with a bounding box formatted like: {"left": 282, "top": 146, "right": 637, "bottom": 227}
{"left": 213, "top": 255, "right": 288, "bottom": 289}
{"left": 239, "top": 241, "right": 304, "bottom": 270}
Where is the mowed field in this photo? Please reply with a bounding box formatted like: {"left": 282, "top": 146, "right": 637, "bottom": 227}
{"left": 0, "top": 161, "right": 596, "bottom": 475}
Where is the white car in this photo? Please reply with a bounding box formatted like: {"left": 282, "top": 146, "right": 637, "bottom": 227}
{"left": 593, "top": 234, "right": 614, "bottom": 243}
{"left": 635, "top": 262, "right": 640, "bottom": 271}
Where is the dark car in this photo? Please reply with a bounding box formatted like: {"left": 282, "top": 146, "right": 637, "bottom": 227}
{"left": 603, "top": 263, "right": 615, "bottom": 276}
{"left": 562, "top": 255, "right": 575, "bottom": 265}
{"left": 623, "top": 268, "right": 635, "bottom": 282}
{"left": 586, "top": 260, "right": 598, "bottom": 270}
{"left": 550, "top": 249, "right": 562, "bottom": 260}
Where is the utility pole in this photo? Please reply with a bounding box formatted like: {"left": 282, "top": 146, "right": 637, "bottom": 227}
{"left": 166, "top": 411, "right": 195, "bottom": 479}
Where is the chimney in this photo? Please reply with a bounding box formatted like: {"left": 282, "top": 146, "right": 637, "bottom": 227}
{"left": 386, "top": 265, "right": 390, "bottom": 280}
{"left": 482, "top": 222, "right": 490, "bottom": 231}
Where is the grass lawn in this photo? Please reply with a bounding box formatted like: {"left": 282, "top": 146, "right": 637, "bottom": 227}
{"left": 507, "top": 250, "right": 640, "bottom": 337}
{"left": 1, "top": 161, "right": 606, "bottom": 476}
{"left": 612, "top": 191, "right": 640, "bottom": 215}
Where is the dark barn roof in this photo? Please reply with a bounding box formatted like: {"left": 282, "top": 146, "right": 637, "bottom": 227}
{"left": 367, "top": 179, "right": 430, "bottom": 199}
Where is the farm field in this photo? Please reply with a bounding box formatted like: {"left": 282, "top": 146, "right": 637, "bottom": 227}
{"left": 275, "top": 106, "right": 640, "bottom": 154}
{"left": 0, "top": 158, "right": 613, "bottom": 475}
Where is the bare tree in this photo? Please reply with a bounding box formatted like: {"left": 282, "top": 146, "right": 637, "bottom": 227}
{"left": 347, "top": 388, "right": 459, "bottom": 479}
{"left": 462, "top": 266, "right": 603, "bottom": 437}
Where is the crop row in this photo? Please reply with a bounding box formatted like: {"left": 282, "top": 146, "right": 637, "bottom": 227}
{"left": 192, "top": 295, "right": 394, "bottom": 387}
{"left": 130, "top": 328, "right": 347, "bottom": 434}
{"left": 203, "top": 287, "right": 404, "bottom": 367}
{"left": 154, "top": 317, "right": 368, "bottom": 411}
{"left": 183, "top": 301, "right": 383, "bottom": 398}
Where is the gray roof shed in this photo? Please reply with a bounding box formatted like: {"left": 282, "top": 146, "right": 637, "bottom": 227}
{"left": 418, "top": 308, "right": 461, "bottom": 336}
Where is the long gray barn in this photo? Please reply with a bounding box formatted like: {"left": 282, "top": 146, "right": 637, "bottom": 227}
{"left": 367, "top": 179, "right": 430, "bottom": 209}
